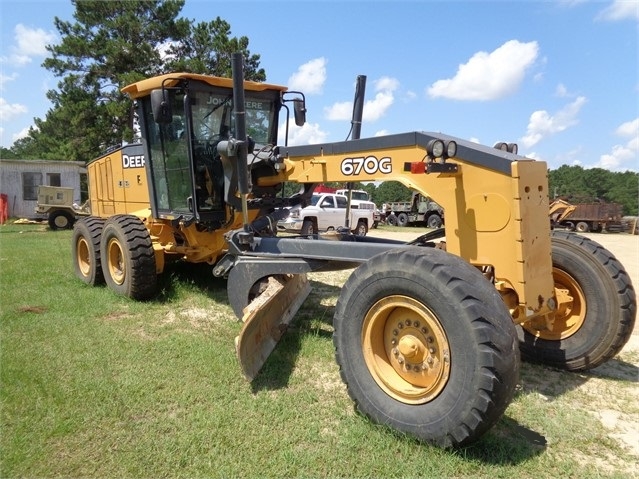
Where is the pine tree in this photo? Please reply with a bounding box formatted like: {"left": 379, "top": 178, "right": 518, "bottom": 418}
{"left": 12, "top": 0, "right": 264, "bottom": 162}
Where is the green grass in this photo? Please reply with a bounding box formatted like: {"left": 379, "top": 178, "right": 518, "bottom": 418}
{"left": 1, "top": 223, "right": 637, "bottom": 478}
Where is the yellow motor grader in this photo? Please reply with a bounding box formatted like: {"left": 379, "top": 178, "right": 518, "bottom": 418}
{"left": 72, "top": 54, "right": 636, "bottom": 447}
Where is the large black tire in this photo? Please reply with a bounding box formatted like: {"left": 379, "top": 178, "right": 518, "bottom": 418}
{"left": 427, "top": 214, "right": 443, "bottom": 229}
{"left": 333, "top": 247, "right": 519, "bottom": 447}
{"left": 386, "top": 214, "right": 398, "bottom": 226}
{"left": 72, "top": 216, "right": 105, "bottom": 285}
{"left": 49, "top": 210, "right": 75, "bottom": 230}
{"left": 519, "top": 231, "right": 636, "bottom": 371}
{"left": 396, "top": 212, "right": 409, "bottom": 227}
{"left": 100, "top": 215, "right": 157, "bottom": 300}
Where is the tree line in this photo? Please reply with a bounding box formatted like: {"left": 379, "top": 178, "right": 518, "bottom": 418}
{"left": 2, "top": 1, "right": 636, "bottom": 216}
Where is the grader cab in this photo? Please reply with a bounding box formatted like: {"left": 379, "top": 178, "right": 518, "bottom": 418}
{"left": 72, "top": 54, "right": 636, "bottom": 447}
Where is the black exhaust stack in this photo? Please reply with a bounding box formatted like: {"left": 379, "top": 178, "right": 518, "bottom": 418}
{"left": 231, "top": 53, "right": 252, "bottom": 242}
{"left": 343, "top": 75, "right": 367, "bottom": 230}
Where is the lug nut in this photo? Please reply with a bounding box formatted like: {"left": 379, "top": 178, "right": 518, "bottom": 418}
{"left": 405, "top": 319, "right": 411, "bottom": 327}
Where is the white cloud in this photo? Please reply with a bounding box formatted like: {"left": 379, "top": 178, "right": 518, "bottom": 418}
{"left": 324, "top": 101, "right": 352, "bottom": 121}
{"left": 0, "top": 97, "right": 28, "bottom": 122}
{"left": 596, "top": 0, "right": 639, "bottom": 21}
{"left": 325, "top": 76, "right": 398, "bottom": 122}
{"left": 520, "top": 96, "right": 587, "bottom": 148}
{"left": 555, "top": 83, "right": 569, "bottom": 97}
{"left": 0, "top": 73, "right": 19, "bottom": 91}
{"left": 15, "top": 24, "right": 56, "bottom": 56}
{"left": 1, "top": 24, "right": 58, "bottom": 66}
{"left": 595, "top": 118, "right": 639, "bottom": 171}
{"left": 278, "top": 118, "right": 329, "bottom": 146}
{"left": 427, "top": 40, "right": 539, "bottom": 101}
{"left": 12, "top": 126, "right": 31, "bottom": 143}
{"left": 287, "top": 58, "right": 327, "bottom": 95}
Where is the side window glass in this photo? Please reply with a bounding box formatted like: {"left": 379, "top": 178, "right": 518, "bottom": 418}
{"left": 336, "top": 196, "right": 348, "bottom": 208}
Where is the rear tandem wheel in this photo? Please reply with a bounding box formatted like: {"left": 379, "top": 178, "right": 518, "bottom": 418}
{"left": 333, "top": 247, "right": 519, "bottom": 447}
{"left": 100, "top": 215, "right": 158, "bottom": 300}
{"left": 72, "top": 216, "right": 105, "bottom": 285}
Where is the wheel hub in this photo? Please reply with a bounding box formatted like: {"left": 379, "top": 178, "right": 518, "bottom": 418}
{"left": 77, "top": 238, "right": 91, "bottom": 276}
{"left": 362, "top": 295, "right": 451, "bottom": 404}
{"left": 523, "top": 267, "right": 586, "bottom": 340}
{"left": 107, "top": 239, "right": 126, "bottom": 285}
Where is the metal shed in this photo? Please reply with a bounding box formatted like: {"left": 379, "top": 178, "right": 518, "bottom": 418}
{"left": 0, "top": 159, "right": 86, "bottom": 219}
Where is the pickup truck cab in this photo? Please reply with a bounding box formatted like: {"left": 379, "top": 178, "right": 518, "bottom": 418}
{"left": 278, "top": 193, "right": 374, "bottom": 236}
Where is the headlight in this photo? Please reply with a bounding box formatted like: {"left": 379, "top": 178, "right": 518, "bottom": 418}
{"left": 446, "top": 140, "right": 457, "bottom": 158}
{"left": 427, "top": 139, "right": 445, "bottom": 157}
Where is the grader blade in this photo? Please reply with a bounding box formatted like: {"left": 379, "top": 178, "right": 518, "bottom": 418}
{"left": 235, "top": 274, "right": 311, "bottom": 381}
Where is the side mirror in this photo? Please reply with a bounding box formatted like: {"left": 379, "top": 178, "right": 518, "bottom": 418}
{"left": 293, "top": 98, "right": 306, "bottom": 127}
{"left": 151, "top": 89, "right": 173, "bottom": 124}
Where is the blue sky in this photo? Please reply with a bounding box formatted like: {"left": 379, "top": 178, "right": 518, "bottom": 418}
{"left": 1, "top": 0, "right": 637, "bottom": 172}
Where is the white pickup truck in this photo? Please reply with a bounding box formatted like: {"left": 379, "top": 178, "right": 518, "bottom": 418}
{"left": 278, "top": 193, "right": 374, "bottom": 236}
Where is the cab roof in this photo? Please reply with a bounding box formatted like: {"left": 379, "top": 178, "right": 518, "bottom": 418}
{"left": 121, "top": 72, "right": 288, "bottom": 99}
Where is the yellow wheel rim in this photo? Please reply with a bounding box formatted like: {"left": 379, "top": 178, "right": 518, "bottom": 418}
{"left": 362, "top": 295, "right": 451, "bottom": 404}
{"left": 107, "top": 238, "right": 126, "bottom": 285}
{"left": 524, "top": 267, "right": 587, "bottom": 340}
{"left": 77, "top": 237, "right": 91, "bottom": 277}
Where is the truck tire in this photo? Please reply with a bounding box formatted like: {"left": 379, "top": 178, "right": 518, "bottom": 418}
{"left": 355, "top": 220, "right": 367, "bottom": 237}
{"left": 427, "top": 214, "right": 443, "bottom": 229}
{"left": 72, "top": 216, "right": 105, "bottom": 286}
{"left": 100, "top": 215, "right": 157, "bottom": 300}
{"left": 386, "top": 214, "right": 398, "bottom": 226}
{"left": 333, "top": 247, "right": 519, "bottom": 447}
{"left": 575, "top": 221, "right": 589, "bottom": 233}
{"left": 518, "top": 231, "right": 636, "bottom": 371}
{"left": 300, "top": 219, "right": 315, "bottom": 236}
{"left": 397, "top": 212, "right": 409, "bottom": 227}
{"left": 48, "top": 210, "right": 75, "bottom": 230}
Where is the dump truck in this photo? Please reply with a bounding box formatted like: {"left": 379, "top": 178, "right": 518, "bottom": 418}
{"left": 549, "top": 198, "right": 624, "bottom": 232}
{"left": 35, "top": 185, "right": 89, "bottom": 230}
{"left": 384, "top": 192, "right": 444, "bottom": 228}
{"left": 71, "top": 55, "right": 636, "bottom": 448}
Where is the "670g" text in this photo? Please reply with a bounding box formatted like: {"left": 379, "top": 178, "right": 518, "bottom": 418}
{"left": 340, "top": 156, "right": 392, "bottom": 176}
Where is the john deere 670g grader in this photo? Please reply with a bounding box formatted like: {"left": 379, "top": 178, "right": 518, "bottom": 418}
{"left": 72, "top": 54, "right": 636, "bottom": 447}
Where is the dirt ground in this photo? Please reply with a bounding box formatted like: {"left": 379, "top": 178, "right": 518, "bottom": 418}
{"left": 366, "top": 228, "right": 639, "bottom": 458}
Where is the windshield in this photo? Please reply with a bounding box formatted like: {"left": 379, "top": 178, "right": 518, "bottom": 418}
{"left": 352, "top": 192, "right": 369, "bottom": 201}
{"left": 191, "top": 91, "right": 276, "bottom": 146}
